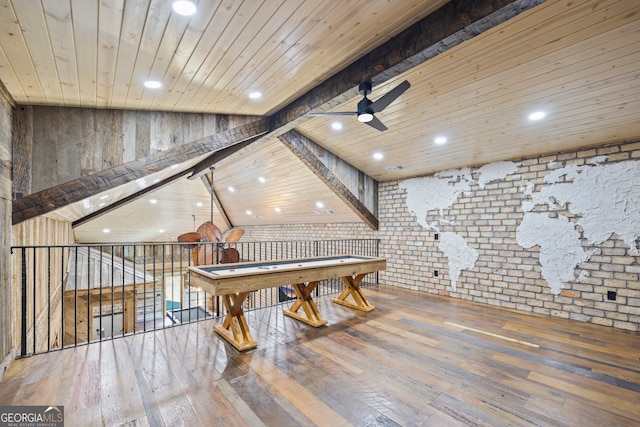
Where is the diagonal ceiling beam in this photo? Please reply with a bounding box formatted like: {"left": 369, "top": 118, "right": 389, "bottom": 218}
{"left": 187, "top": 137, "right": 258, "bottom": 180}
{"left": 72, "top": 169, "right": 192, "bottom": 228}
{"left": 278, "top": 130, "right": 378, "bottom": 230}
{"left": 13, "top": 118, "right": 270, "bottom": 224}
{"left": 70, "top": 136, "right": 261, "bottom": 228}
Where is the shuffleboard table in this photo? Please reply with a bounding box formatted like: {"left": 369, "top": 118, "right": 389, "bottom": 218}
{"left": 188, "top": 255, "right": 386, "bottom": 351}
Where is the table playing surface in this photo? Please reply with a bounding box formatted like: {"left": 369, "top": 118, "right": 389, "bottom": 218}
{"left": 192, "top": 255, "right": 375, "bottom": 277}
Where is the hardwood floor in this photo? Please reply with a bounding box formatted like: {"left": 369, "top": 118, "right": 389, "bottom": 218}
{"left": 1, "top": 285, "right": 639, "bottom": 426}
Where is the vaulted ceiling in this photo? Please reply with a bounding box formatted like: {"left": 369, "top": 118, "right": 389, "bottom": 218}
{"left": 2, "top": 0, "right": 639, "bottom": 242}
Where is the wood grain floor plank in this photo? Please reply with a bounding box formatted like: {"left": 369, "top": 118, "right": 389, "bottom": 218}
{"left": 0, "top": 285, "right": 638, "bottom": 426}
{"left": 99, "top": 340, "right": 148, "bottom": 426}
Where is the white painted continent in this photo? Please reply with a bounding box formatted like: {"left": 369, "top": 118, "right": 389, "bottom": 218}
{"left": 516, "top": 213, "right": 594, "bottom": 295}
{"left": 439, "top": 232, "right": 479, "bottom": 291}
{"left": 399, "top": 175, "right": 470, "bottom": 230}
{"left": 531, "top": 161, "right": 640, "bottom": 255}
{"left": 476, "top": 161, "right": 521, "bottom": 189}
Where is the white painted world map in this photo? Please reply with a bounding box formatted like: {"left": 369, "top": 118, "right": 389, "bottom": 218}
{"left": 399, "top": 158, "right": 640, "bottom": 294}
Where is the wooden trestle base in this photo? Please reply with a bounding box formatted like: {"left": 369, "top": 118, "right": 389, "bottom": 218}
{"left": 332, "top": 273, "right": 375, "bottom": 312}
{"left": 215, "top": 292, "right": 258, "bottom": 351}
{"left": 214, "top": 274, "right": 374, "bottom": 351}
{"left": 283, "top": 281, "right": 328, "bottom": 327}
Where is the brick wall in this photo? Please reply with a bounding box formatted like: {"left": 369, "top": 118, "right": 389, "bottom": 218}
{"left": 241, "top": 140, "right": 640, "bottom": 332}
{"left": 240, "top": 222, "right": 376, "bottom": 241}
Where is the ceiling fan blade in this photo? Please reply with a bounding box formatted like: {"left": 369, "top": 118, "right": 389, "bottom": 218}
{"left": 370, "top": 80, "right": 410, "bottom": 113}
{"left": 307, "top": 111, "right": 356, "bottom": 117}
{"left": 365, "top": 115, "right": 388, "bottom": 131}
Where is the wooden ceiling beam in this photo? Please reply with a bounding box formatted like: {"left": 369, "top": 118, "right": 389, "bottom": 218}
{"left": 186, "top": 137, "right": 257, "bottom": 180}
{"left": 278, "top": 130, "right": 378, "bottom": 230}
{"left": 13, "top": 118, "right": 270, "bottom": 224}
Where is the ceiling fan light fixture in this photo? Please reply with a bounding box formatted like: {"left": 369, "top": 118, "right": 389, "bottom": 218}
{"left": 358, "top": 112, "right": 374, "bottom": 123}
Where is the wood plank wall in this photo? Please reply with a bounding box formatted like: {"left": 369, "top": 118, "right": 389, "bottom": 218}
{"left": 11, "top": 216, "right": 74, "bottom": 355}
{"left": 12, "top": 107, "right": 260, "bottom": 196}
{"left": 0, "top": 85, "right": 13, "bottom": 376}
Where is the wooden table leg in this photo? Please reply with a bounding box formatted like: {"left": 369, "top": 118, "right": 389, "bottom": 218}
{"left": 332, "top": 274, "right": 375, "bottom": 312}
{"left": 283, "top": 281, "right": 328, "bottom": 327}
{"left": 214, "top": 292, "right": 258, "bottom": 351}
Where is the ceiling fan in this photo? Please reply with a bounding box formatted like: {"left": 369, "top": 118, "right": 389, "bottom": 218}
{"left": 308, "top": 80, "right": 410, "bottom": 131}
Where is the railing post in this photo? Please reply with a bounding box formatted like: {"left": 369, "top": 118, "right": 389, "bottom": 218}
{"left": 376, "top": 239, "right": 380, "bottom": 284}
{"left": 20, "top": 248, "right": 27, "bottom": 357}
{"left": 47, "top": 247, "right": 51, "bottom": 352}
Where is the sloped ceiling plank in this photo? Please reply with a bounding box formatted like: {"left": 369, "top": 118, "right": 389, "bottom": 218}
{"left": 71, "top": 168, "right": 192, "bottom": 228}
{"left": 12, "top": 118, "right": 270, "bottom": 224}
{"left": 269, "top": 0, "right": 544, "bottom": 135}
{"left": 278, "top": 130, "right": 378, "bottom": 230}
{"left": 70, "top": 136, "right": 259, "bottom": 228}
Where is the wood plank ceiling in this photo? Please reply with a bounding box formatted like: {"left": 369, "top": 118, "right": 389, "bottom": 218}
{"left": 2, "top": 0, "right": 639, "bottom": 243}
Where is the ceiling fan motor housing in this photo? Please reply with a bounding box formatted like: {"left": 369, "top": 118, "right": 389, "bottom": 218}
{"left": 358, "top": 81, "right": 372, "bottom": 96}
{"left": 357, "top": 97, "right": 374, "bottom": 122}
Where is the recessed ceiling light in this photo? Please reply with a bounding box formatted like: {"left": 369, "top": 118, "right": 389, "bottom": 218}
{"left": 331, "top": 122, "right": 343, "bottom": 130}
{"left": 528, "top": 111, "right": 546, "bottom": 121}
{"left": 99, "top": 195, "right": 108, "bottom": 200}
{"left": 103, "top": 228, "right": 110, "bottom": 233}
{"left": 372, "top": 152, "right": 384, "bottom": 160}
{"left": 274, "top": 207, "right": 281, "bottom": 212}
{"left": 249, "top": 91, "right": 262, "bottom": 99}
{"left": 98, "top": 202, "right": 106, "bottom": 207}
{"left": 434, "top": 136, "right": 447, "bottom": 145}
{"left": 149, "top": 199, "right": 157, "bottom": 204}
{"left": 246, "top": 210, "right": 252, "bottom": 215}
{"left": 154, "top": 179, "right": 160, "bottom": 183}
{"left": 144, "top": 80, "right": 162, "bottom": 89}
{"left": 315, "top": 201, "right": 324, "bottom": 209}
{"left": 196, "top": 202, "right": 203, "bottom": 207}
{"left": 172, "top": 0, "right": 196, "bottom": 16}
{"left": 228, "top": 186, "right": 235, "bottom": 192}
{"left": 159, "top": 229, "right": 165, "bottom": 233}
{"left": 258, "top": 176, "right": 266, "bottom": 183}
